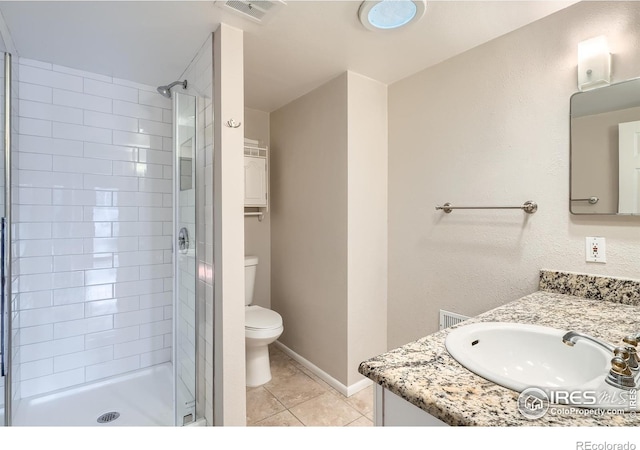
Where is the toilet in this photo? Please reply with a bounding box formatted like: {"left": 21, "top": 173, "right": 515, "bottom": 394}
{"left": 244, "top": 255, "right": 284, "bottom": 387}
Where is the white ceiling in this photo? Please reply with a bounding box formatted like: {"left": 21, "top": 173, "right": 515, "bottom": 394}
{"left": 0, "top": 1, "right": 577, "bottom": 112}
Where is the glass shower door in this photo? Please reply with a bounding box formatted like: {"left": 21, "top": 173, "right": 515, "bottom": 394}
{"left": 0, "top": 51, "right": 12, "bottom": 427}
{"left": 174, "top": 91, "right": 197, "bottom": 425}
{"left": 0, "top": 51, "right": 5, "bottom": 428}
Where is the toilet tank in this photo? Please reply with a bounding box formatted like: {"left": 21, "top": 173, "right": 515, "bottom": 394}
{"left": 244, "top": 256, "right": 259, "bottom": 306}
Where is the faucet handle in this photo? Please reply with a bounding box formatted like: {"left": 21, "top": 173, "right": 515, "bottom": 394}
{"left": 613, "top": 346, "right": 639, "bottom": 370}
{"left": 606, "top": 356, "right": 636, "bottom": 389}
{"left": 614, "top": 346, "right": 630, "bottom": 361}
{"left": 610, "top": 356, "right": 632, "bottom": 376}
{"left": 623, "top": 335, "right": 639, "bottom": 347}
{"left": 626, "top": 346, "right": 640, "bottom": 370}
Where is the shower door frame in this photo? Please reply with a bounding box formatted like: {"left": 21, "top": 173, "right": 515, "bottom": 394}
{"left": 172, "top": 90, "right": 200, "bottom": 426}
{"left": 2, "top": 51, "right": 12, "bottom": 427}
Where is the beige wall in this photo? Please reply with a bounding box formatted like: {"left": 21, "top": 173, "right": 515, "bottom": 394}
{"left": 213, "top": 23, "right": 246, "bottom": 425}
{"left": 244, "top": 107, "right": 271, "bottom": 308}
{"left": 387, "top": 1, "right": 640, "bottom": 349}
{"left": 270, "top": 71, "right": 387, "bottom": 388}
{"left": 271, "top": 73, "right": 349, "bottom": 384}
{"left": 346, "top": 72, "right": 388, "bottom": 386}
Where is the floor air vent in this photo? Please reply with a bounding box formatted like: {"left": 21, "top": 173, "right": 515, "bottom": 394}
{"left": 216, "top": 1, "right": 286, "bottom": 24}
{"left": 439, "top": 310, "right": 470, "bottom": 330}
{"left": 97, "top": 411, "right": 120, "bottom": 424}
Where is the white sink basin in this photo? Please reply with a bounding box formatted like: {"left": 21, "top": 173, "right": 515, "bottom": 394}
{"left": 445, "top": 322, "right": 611, "bottom": 393}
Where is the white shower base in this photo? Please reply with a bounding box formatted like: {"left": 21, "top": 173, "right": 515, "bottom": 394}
{"left": 11, "top": 363, "right": 173, "bottom": 426}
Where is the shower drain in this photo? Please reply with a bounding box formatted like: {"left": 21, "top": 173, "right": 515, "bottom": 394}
{"left": 97, "top": 412, "right": 120, "bottom": 424}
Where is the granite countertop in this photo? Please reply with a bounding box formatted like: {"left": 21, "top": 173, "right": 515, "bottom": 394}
{"left": 358, "top": 271, "right": 640, "bottom": 426}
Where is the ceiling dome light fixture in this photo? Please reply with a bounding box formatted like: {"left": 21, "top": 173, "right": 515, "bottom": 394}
{"left": 358, "top": 0, "right": 426, "bottom": 31}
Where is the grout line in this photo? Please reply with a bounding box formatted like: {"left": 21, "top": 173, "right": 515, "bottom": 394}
{"left": 246, "top": 387, "right": 286, "bottom": 426}
{"left": 286, "top": 407, "right": 307, "bottom": 427}
{"left": 343, "top": 414, "right": 366, "bottom": 427}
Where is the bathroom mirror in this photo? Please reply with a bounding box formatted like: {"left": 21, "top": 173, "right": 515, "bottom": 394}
{"left": 570, "top": 77, "right": 640, "bottom": 215}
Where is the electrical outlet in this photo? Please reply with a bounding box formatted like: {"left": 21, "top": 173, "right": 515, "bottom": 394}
{"left": 586, "top": 237, "right": 606, "bottom": 263}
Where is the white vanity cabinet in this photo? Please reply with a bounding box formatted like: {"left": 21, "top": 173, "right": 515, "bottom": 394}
{"left": 244, "top": 145, "right": 269, "bottom": 218}
{"left": 374, "top": 385, "right": 449, "bottom": 426}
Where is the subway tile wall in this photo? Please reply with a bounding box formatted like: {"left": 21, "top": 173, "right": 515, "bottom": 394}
{"left": 14, "top": 58, "right": 173, "bottom": 399}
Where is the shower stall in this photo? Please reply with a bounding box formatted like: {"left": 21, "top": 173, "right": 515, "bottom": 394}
{"left": 0, "top": 35, "right": 214, "bottom": 426}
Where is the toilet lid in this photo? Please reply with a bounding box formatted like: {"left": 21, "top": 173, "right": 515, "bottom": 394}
{"left": 245, "top": 306, "right": 283, "bottom": 330}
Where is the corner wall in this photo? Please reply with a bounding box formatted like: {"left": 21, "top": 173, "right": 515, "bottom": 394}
{"left": 387, "top": 1, "right": 640, "bottom": 349}
{"left": 346, "top": 72, "right": 387, "bottom": 387}
{"left": 271, "top": 73, "right": 349, "bottom": 384}
{"left": 271, "top": 71, "right": 387, "bottom": 389}
{"left": 213, "top": 23, "right": 246, "bottom": 425}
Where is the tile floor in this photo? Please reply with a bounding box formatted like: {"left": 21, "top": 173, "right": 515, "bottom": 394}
{"left": 246, "top": 345, "right": 374, "bottom": 426}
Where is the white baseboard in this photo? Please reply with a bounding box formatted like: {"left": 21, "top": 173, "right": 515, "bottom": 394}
{"left": 273, "top": 341, "right": 372, "bottom": 397}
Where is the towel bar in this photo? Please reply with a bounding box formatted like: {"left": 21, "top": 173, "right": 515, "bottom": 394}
{"left": 435, "top": 201, "right": 538, "bottom": 214}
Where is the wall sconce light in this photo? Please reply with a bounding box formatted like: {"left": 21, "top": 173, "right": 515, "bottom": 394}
{"left": 577, "top": 35, "right": 611, "bottom": 91}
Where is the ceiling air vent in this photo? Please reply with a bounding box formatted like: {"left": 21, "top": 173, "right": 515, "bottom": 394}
{"left": 216, "top": 1, "right": 286, "bottom": 25}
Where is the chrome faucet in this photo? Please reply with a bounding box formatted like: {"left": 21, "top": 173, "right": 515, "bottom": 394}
{"left": 562, "top": 331, "right": 616, "bottom": 353}
{"left": 563, "top": 330, "right": 639, "bottom": 389}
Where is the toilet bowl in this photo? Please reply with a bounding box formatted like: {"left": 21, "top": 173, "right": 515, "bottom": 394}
{"left": 245, "top": 304, "right": 284, "bottom": 387}
{"left": 245, "top": 256, "right": 284, "bottom": 387}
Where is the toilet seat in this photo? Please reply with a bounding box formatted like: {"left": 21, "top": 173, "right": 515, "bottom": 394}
{"left": 245, "top": 305, "right": 283, "bottom": 331}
